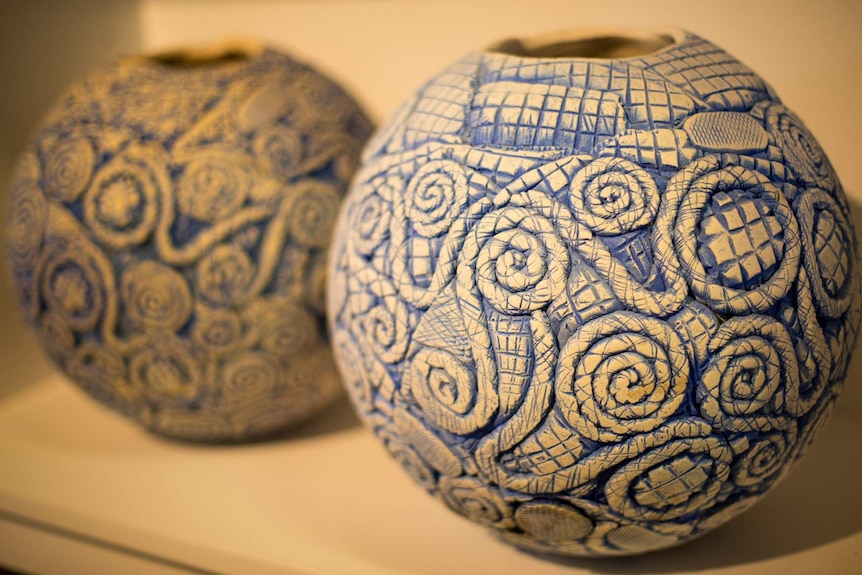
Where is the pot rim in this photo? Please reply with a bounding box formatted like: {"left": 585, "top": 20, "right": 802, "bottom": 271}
{"left": 484, "top": 27, "right": 689, "bottom": 61}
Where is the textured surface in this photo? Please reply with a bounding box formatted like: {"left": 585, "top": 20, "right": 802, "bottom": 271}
{"left": 5, "top": 46, "right": 373, "bottom": 441}
{"left": 328, "top": 30, "right": 861, "bottom": 555}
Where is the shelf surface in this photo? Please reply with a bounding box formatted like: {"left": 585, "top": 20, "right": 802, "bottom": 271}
{"left": 1, "top": 368, "right": 861, "bottom": 575}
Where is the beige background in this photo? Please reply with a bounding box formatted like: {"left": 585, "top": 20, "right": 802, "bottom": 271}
{"left": 0, "top": 1, "right": 860, "bottom": 573}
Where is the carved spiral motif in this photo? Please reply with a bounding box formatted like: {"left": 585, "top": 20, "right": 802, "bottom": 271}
{"left": 37, "top": 244, "right": 105, "bottom": 332}
{"left": 350, "top": 177, "right": 397, "bottom": 256}
{"left": 406, "top": 347, "right": 481, "bottom": 435}
{"left": 754, "top": 102, "right": 832, "bottom": 186}
{"left": 217, "top": 351, "right": 280, "bottom": 415}
{"left": 795, "top": 189, "right": 857, "bottom": 318}
{"left": 177, "top": 150, "right": 252, "bottom": 222}
{"left": 732, "top": 425, "right": 797, "bottom": 490}
{"left": 121, "top": 260, "right": 192, "bottom": 332}
{"left": 7, "top": 184, "right": 47, "bottom": 270}
{"left": 440, "top": 476, "right": 515, "bottom": 529}
{"left": 196, "top": 244, "right": 255, "bottom": 306}
{"left": 289, "top": 181, "right": 341, "bottom": 248}
{"left": 377, "top": 424, "right": 438, "bottom": 492}
{"left": 604, "top": 429, "right": 732, "bottom": 521}
{"left": 568, "top": 157, "right": 660, "bottom": 235}
{"left": 129, "top": 338, "right": 203, "bottom": 407}
{"left": 191, "top": 304, "right": 242, "bottom": 356}
{"left": 657, "top": 155, "right": 801, "bottom": 314}
{"left": 698, "top": 316, "right": 801, "bottom": 432}
{"left": 253, "top": 125, "right": 304, "bottom": 179}
{"left": 471, "top": 206, "right": 570, "bottom": 315}
{"left": 555, "top": 312, "right": 689, "bottom": 441}
{"left": 43, "top": 136, "right": 95, "bottom": 202}
{"left": 405, "top": 160, "right": 469, "bottom": 238}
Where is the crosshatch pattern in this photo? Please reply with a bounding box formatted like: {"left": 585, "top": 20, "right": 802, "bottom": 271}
{"left": 329, "top": 31, "right": 861, "bottom": 556}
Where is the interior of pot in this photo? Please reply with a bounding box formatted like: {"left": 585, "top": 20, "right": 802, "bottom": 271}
{"left": 488, "top": 28, "right": 682, "bottom": 59}
{"left": 137, "top": 41, "right": 264, "bottom": 67}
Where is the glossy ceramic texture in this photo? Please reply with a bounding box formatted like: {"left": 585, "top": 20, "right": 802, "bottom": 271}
{"left": 6, "top": 44, "right": 373, "bottom": 442}
{"left": 328, "top": 29, "right": 861, "bottom": 555}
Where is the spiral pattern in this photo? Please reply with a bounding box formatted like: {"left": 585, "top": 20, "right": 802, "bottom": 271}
{"left": 84, "top": 150, "right": 164, "bottom": 251}
{"left": 404, "top": 160, "right": 469, "bottom": 238}
{"left": 177, "top": 150, "right": 252, "bottom": 222}
{"left": 349, "top": 178, "right": 396, "bottom": 256}
{"left": 217, "top": 351, "right": 280, "bottom": 416}
{"left": 196, "top": 244, "right": 255, "bottom": 306}
{"left": 253, "top": 125, "right": 304, "bottom": 179}
{"left": 39, "top": 311, "right": 76, "bottom": 361}
{"left": 473, "top": 206, "right": 570, "bottom": 315}
{"left": 555, "top": 312, "right": 689, "bottom": 442}
{"left": 121, "top": 260, "right": 192, "bottom": 332}
{"left": 191, "top": 304, "right": 242, "bottom": 356}
{"left": 753, "top": 102, "right": 832, "bottom": 186}
{"left": 377, "top": 424, "right": 438, "bottom": 492}
{"left": 257, "top": 301, "right": 319, "bottom": 361}
{"left": 568, "top": 157, "right": 660, "bottom": 235}
{"left": 130, "top": 339, "right": 203, "bottom": 407}
{"left": 795, "top": 189, "right": 857, "bottom": 318}
{"left": 698, "top": 316, "right": 800, "bottom": 432}
{"left": 407, "top": 347, "right": 483, "bottom": 435}
{"left": 604, "top": 431, "right": 732, "bottom": 521}
{"left": 656, "top": 155, "right": 800, "bottom": 314}
{"left": 38, "top": 244, "right": 105, "bottom": 332}
{"left": 348, "top": 274, "right": 413, "bottom": 364}
{"left": 732, "top": 425, "right": 797, "bottom": 490}
{"left": 43, "top": 136, "right": 95, "bottom": 202}
{"left": 440, "top": 476, "right": 515, "bottom": 529}
{"left": 7, "top": 184, "right": 47, "bottom": 270}
{"left": 289, "top": 181, "right": 341, "bottom": 248}
{"left": 68, "top": 342, "right": 136, "bottom": 408}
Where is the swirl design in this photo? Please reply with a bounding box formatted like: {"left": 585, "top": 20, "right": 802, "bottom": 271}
{"left": 121, "top": 260, "right": 192, "bottom": 332}
{"left": 69, "top": 342, "right": 137, "bottom": 409}
{"left": 253, "top": 125, "right": 304, "bottom": 179}
{"left": 196, "top": 245, "right": 255, "bottom": 306}
{"left": 38, "top": 243, "right": 105, "bottom": 332}
{"left": 732, "top": 425, "right": 797, "bottom": 490}
{"left": 43, "top": 136, "right": 95, "bottom": 202}
{"left": 604, "top": 431, "right": 732, "bottom": 521}
{"left": 440, "top": 476, "right": 515, "bottom": 529}
{"left": 405, "top": 160, "right": 469, "bottom": 238}
{"left": 176, "top": 149, "right": 252, "bottom": 222}
{"left": 217, "top": 351, "right": 280, "bottom": 416}
{"left": 377, "top": 424, "right": 438, "bottom": 492}
{"left": 555, "top": 312, "right": 689, "bottom": 441}
{"left": 698, "top": 316, "right": 801, "bottom": 432}
{"left": 349, "top": 177, "right": 396, "bottom": 256}
{"left": 130, "top": 338, "right": 203, "bottom": 407}
{"left": 406, "top": 347, "right": 483, "bottom": 435}
{"left": 656, "top": 155, "right": 801, "bottom": 314}
{"left": 795, "top": 189, "right": 857, "bottom": 318}
{"left": 83, "top": 144, "right": 166, "bottom": 251}
{"left": 7, "top": 184, "right": 47, "bottom": 270}
{"left": 568, "top": 157, "right": 660, "bottom": 235}
{"left": 472, "top": 206, "right": 570, "bottom": 315}
{"left": 753, "top": 102, "right": 832, "bottom": 186}
{"left": 289, "top": 181, "right": 341, "bottom": 248}
{"left": 191, "top": 304, "right": 242, "bottom": 356}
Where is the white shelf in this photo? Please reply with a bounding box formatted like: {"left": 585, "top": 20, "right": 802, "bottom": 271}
{"left": 1, "top": 369, "right": 861, "bottom": 575}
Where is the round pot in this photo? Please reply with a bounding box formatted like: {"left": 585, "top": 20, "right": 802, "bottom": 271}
{"left": 6, "top": 41, "right": 373, "bottom": 442}
{"left": 327, "top": 28, "right": 860, "bottom": 555}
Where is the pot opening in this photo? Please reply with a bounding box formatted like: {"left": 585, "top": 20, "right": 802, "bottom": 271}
{"left": 145, "top": 43, "right": 262, "bottom": 67}
{"left": 489, "top": 30, "right": 678, "bottom": 59}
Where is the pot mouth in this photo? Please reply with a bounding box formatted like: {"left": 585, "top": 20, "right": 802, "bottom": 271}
{"left": 486, "top": 27, "right": 686, "bottom": 60}
{"left": 126, "top": 39, "right": 266, "bottom": 68}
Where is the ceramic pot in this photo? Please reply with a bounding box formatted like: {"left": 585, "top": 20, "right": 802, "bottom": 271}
{"left": 327, "top": 28, "right": 860, "bottom": 555}
{"left": 6, "top": 41, "right": 373, "bottom": 442}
